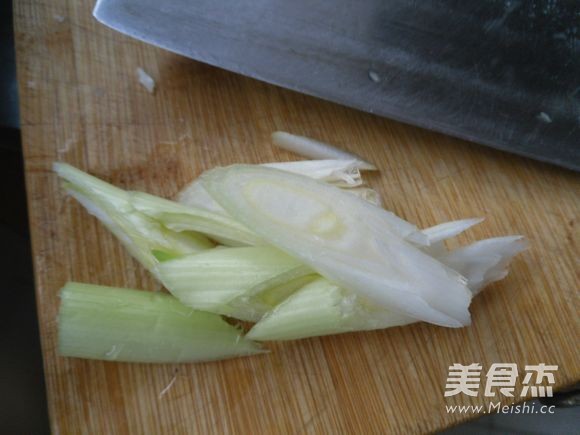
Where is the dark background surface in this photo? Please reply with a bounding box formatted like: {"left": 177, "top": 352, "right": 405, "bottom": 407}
{"left": 0, "top": 1, "right": 50, "bottom": 434}
{"left": 2, "top": 0, "right": 577, "bottom": 433}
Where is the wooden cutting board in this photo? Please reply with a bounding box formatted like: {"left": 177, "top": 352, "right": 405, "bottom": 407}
{"left": 14, "top": 0, "right": 579, "bottom": 433}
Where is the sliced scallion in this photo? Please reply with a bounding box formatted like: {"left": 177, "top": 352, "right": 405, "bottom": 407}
{"left": 58, "top": 282, "right": 263, "bottom": 363}
{"left": 271, "top": 131, "right": 377, "bottom": 170}
{"left": 202, "top": 165, "right": 471, "bottom": 327}
{"left": 157, "top": 246, "right": 312, "bottom": 321}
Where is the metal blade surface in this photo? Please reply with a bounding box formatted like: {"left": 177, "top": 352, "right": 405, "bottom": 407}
{"left": 95, "top": 0, "right": 580, "bottom": 170}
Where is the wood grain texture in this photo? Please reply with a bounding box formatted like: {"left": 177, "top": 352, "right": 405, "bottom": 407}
{"left": 14, "top": 0, "right": 579, "bottom": 433}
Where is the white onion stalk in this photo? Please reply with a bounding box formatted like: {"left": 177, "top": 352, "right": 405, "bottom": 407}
{"left": 421, "top": 218, "right": 485, "bottom": 256}
{"left": 437, "top": 236, "right": 528, "bottom": 293}
{"left": 179, "top": 179, "right": 382, "bottom": 213}
{"left": 346, "top": 187, "right": 383, "bottom": 206}
{"left": 177, "top": 159, "right": 377, "bottom": 212}
{"left": 149, "top": 231, "right": 525, "bottom": 341}
{"left": 202, "top": 165, "right": 471, "bottom": 327}
{"left": 177, "top": 178, "right": 227, "bottom": 214}
{"left": 248, "top": 236, "right": 527, "bottom": 341}
{"left": 271, "top": 132, "right": 377, "bottom": 170}
{"left": 423, "top": 218, "right": 485, "bottom": 243}
{"left": 262, "top": 160, "right": 364, "bottom": 187}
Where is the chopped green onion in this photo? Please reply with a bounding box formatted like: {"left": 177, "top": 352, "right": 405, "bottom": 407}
{"left": 177, "top": 159, "right": 369, "bottom": 214}
{"left": 247, "top": 278, "right": 413, "bottom": 341}
{"left": 271, "top": 131, "right": 377, "bottom": 170}
{"left": 55, "top": 159, "right": 527, "bottom": 345}
{"left": 262, "top": 160, "right": 364, "bottom": 187}
{"left": 437, "top": 236, "right": 528, "bottom": 293}
{"left": 249, "top": 234, "right": 527, "bottom": 341}
{"left": 177, "top": 178, "right": 228, "bottom": 214}
{"left": 157, "top": 246, "right": 313, "bottom": 321}
{"left": 422, "top": 218, "right": 485, "bottom": 244}
{"left": 202, "top": 165, "right": 471, "bottom": 327}
{"left": 420, "top": 218, "right": 485, "bottom": 256}
{"left": 55, "top": 163, "right": 212, "bottom": 277}
{"left": 130, "top": 191, "right": 263, "bottom": 246}
{"left": 253, "top": 274, "right": 318, "bottom": 307}
{"left": 345, "top": 187, "right": 382, "bottom": 206}
{"left": 58, "top": 282, "right": 263, "bottom": 363}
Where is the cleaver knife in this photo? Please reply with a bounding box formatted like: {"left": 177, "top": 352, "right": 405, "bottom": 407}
{"left": 94, "top": 0, "right": 580, "bottom": 171}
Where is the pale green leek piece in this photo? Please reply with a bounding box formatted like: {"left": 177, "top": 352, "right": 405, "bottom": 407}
{"left": 54, "top": 163, "right": 262, "bottom": 280}
{"left": 247, "top": 277, "right": 413, "bottom": 341}
{"left": 58, "top": 282, "right": 262, "bottom": 363}
{"left": 157, "top": 246, "right": 313, "bottom": 321}
{"left": 54, "top": 161, "right": 526, "bottom": 349}
{"left": 54, "top": 163, "right": 212, "bottom": 278}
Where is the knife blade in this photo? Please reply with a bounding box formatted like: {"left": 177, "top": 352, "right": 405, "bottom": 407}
{"left": 94, "top": 0, "right": 580, "bottom": 171}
